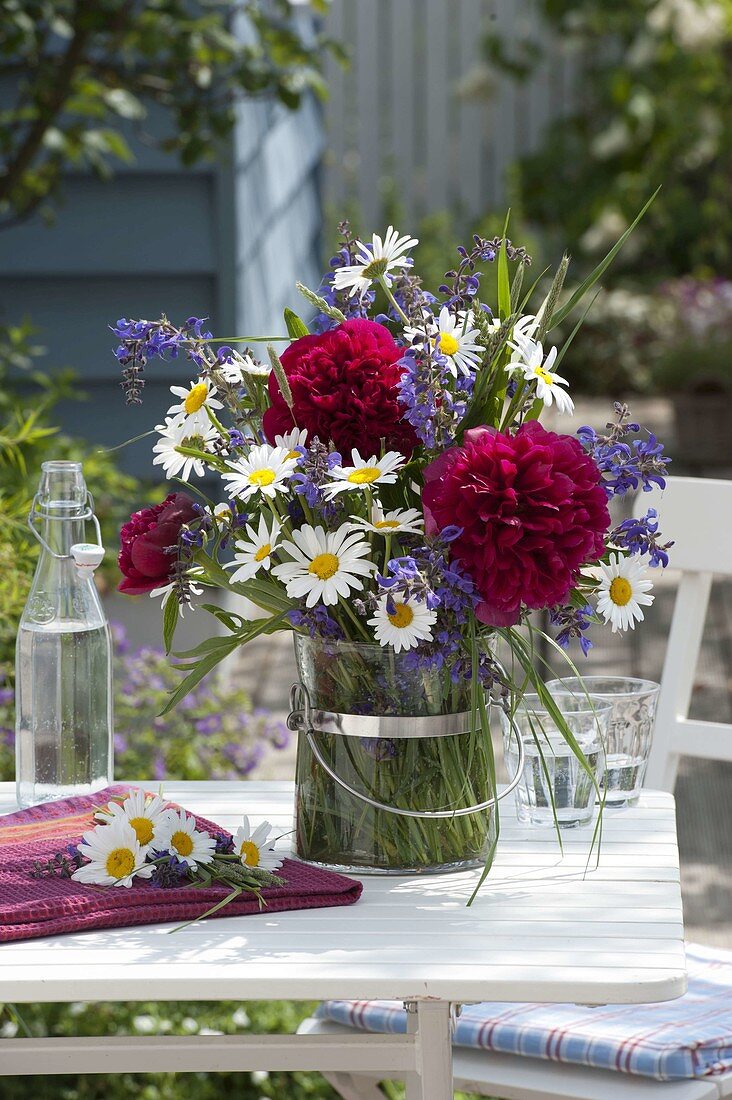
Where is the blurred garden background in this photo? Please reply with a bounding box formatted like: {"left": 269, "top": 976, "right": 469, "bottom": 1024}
{"left": 1, "top": 0, "right": 731, "bottom": 1097}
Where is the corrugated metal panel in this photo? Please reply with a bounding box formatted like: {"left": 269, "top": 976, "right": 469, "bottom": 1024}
{"left": 322, "top": 0, "right": 576, "bottom": 227}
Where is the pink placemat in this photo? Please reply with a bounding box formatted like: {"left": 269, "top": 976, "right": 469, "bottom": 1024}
{"left": 0, "top": 785, "right": 362, "bottom": 942}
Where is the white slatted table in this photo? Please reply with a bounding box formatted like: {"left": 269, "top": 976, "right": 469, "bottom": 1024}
{"left": 0, "top": 781, "right": 686, "bottom": 1098}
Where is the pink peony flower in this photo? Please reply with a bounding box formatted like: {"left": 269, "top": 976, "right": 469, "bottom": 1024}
{"left": 118, "top": 493, "right": 197, "bottom": 595}
{"left": 422, "top": 421, "right": 610, "bottom": 626}
{"left": 262, "top": 318, "right": 417, "bottom": 456}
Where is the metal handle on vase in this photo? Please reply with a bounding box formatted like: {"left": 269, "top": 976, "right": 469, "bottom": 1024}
{"left": 287, "top": 682, "right": 526, "bottom": 820}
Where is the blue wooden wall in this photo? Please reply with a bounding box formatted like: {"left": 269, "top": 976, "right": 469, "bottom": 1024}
{"left": 0, "top": 90, "right": 324, "bottom": 479}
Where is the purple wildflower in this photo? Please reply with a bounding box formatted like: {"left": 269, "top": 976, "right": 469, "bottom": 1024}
{"left": 549, "top": 603, "right": 595, "bottom": 656}
{"left": 611, "top": 508, "right": 673, "bottom": 568}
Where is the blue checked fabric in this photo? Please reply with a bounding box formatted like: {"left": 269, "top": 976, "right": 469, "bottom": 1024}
{"left": 316, "top": 943, "right": 732, "bottom": 1081}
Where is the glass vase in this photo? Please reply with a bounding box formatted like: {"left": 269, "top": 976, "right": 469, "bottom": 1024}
{"left": 291, "top": 635, "right": 499, "bottom": 874}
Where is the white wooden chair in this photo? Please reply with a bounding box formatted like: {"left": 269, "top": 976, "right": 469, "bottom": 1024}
{"left": 298, "top": 476, "right": 732, "bottom": 1100}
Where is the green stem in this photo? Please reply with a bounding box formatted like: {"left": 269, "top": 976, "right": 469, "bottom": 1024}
{"left": 378, "top": 275, "right": 410, "bottom": 325}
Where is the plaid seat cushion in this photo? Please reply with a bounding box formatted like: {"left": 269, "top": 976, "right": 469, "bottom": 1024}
{"left": 317, "top": 944, "right": 732, "bottom": 1082}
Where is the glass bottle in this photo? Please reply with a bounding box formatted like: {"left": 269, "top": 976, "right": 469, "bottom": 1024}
{"left": 15, "top": 461, "right": 112, "bottom": 807}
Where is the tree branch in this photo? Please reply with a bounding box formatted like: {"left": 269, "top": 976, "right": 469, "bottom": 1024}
{"left": 0, "top": 12, "right": 91, "bottom": 208}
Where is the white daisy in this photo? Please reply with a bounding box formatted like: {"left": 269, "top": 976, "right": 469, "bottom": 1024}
{"left": 332, "top": 225, "right": 419, "bottom": 298}
{"left": 324, "top": 449, "right": 406, "bottom": 498}
{"left": 233, "top": 816, "right": 284, "bottom": 872}
{"left": 95, "top": 789, "right": 169, "bottom": 849}
{"left": 274, "top": 427, "right": 308, "bottom": 461}
{"left": 215, "top": 348, "right": 258, "bottom": 385}
{"left": 405, "top": 306, "right": 483, "bottom": 377}
{"left": 72, "top": 818, "right": 155, "bottom": 888}
{"left": 153, "top": 809, "right": 216, "bottom": 869}
{"left": 596, "top": 554, "right": 655, "bottom": 633}
{"left": 272, "top": 523, "right": 375, "bottom": 607}
{"left": 507, "top": 338, "right": 574, "bottom": 415}
{"left": 368, "top": 595, "right": 436, "bottom": 653}
{"left": 350, "top": 504, "right": 424, "bottom": 537}
{"left": 221, "top": 444, "right": 298, "bottom": 502}
{"left": 225, "top": 513, "right": 282, "bottom": 583}
{"left": 167, "top": 379, "right": 223, "bottom": 430}
{"left": 152, "top": 417, "right": 218, "bottom": 481}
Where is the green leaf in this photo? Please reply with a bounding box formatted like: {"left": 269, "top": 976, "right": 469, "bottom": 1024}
{"left": 549, "top": 188, "right": 660, "bottom": 329}
{"left": 497, "top": 216, "right": 511, "bottom": 321}
{"left": 283, "top": 308, "right": 309, "bottom": 339}
{"left": 162, "top": 594, "right": 179, "bottom": 655}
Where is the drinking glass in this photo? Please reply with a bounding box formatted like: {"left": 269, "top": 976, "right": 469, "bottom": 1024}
{"left": 545, "top": 677, "right": 660, "bottom": 807}
{"left": 500, "top": 693, "right": 611, "bottom": 828}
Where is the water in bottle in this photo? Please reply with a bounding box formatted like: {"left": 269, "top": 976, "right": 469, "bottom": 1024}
{"left": 15, "top": 461, "right": 112, "bottom": 807}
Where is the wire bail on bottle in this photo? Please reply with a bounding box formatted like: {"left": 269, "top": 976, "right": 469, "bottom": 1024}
{"left": 28, "top": 491, "right": 105, "bottom": 573}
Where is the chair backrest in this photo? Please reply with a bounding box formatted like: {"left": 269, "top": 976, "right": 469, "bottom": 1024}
{"left": 632, "top": 476, "right": 732, "bottom": 791}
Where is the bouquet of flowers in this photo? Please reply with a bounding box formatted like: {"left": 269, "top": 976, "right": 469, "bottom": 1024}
{"left": 113, "top": 209, "right": 671, "bottom": 878}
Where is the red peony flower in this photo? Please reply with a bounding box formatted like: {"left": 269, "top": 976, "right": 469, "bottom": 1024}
{"left": 118, "top": 492, "right": 198, "bottom": 595}
{"left": 262, "top": 318, "right": 417, "bottom": 456}
{"left": 422, "top": 421, "right": 610, "bottom": 626}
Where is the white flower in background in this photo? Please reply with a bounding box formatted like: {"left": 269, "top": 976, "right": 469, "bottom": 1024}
{"left": 333, "top": 225, "right": 419, "bottom": 298}
{"left": 324, "top": 450, "right": 405, "bottom": 498}
{"left": 154, "top": 810, "right": 216, "bottom": 869}
{"left": 213, "top": 501, "right": 234, "bottom": 523}
{"left": 238, "top": 352, "right": 271, "bottom": 379}
{"left": 226, "top": 513, "right": 282, "bottom": 583}
{"left": 272, "top": 523, "right": 375, "bottom": 606}
{"left": 233, "top": 816, "right": 284, "bottom": 872}
{"left": 405, "top": 306, "right": 483, "bottom": 377}
{"left": 507, "top": 339, "right": 574, "bottom": 415}
{"left": 72, "top": 818, "right": 155, "bottom": 888}
{"left": 274, "top": 427, "right": 308, "bottom": 460}
{"left": 596, "top": 554, "right": 655, "bottom": 633}
{"left": 148, "top": 577, "right": 202, "bottom": 614}
{"left": 167, "top": 379, "right": 223, "bottom": 429}
{"left": 214, "top": 348, "right": 267, "bottom": 385}
{"left": 221, "top": 444, "right": 298, "bottom": 502}
{"left": 95, "top": 789, "right": 169, "bottom": 849}
{"left": 152, "top": 417, "right": 218, "bottom": 481}
{"left": 350, "top": 504, "right": 424, "bottom": 537}
{"left": 368, "top": 595, "right": 436, "bottom": 653}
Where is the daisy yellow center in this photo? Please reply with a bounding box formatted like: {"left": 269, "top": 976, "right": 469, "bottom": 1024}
{"left": 248, "top": 468, "right": 276, "bottom": 488}
{"left": 171, "top": 830, "right": 194, "bottom": 856}
{"left": 105, "top": 847, "right": 136, "bottom": 880}
{"left": 361, "top": 256, "right": 389, "bottom": 279}
{"left": 286, "top": 450, "right": 300, "bottom": 460}
{"left": 309, "top": 552, "right": 339, "bottom": 580}
{"left": 609, "top": 577, "right": 633, "bottom": 607}
{"left": 437, "top": 332, "right": 460, "bottom": 357}
{"left": 239, "top": 840, "right": 260, "bottom": 867}
{"left": 374, "top": 519, "right": 401, "bottom": 529}
{"left": 184, "top": 383, "right": 208, "bottom": 414}
{"left": 254, "top": 542, "right": 271, "bottom": 562}
{"left": 347, "top": 466, "right": 381, "bottom": 485}
{"left": 534, "top": 366, "right": 553, "bottom": 384}
{"left": 388, "top": 602, "right": 414, "bottom": 628}
{"left": 128, "top": 816, "right": 154, "bottom": 845}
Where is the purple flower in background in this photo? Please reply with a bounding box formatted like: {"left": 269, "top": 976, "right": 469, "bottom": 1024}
{"left": 153, "top": 754, "right": 166, "bottom": 781}
{"left": 360, "top": 738, "right": 398, "bottom": 762}
{"left": 195, "top": 715, "right": 222, "bottom": 736}
{"left": 113, "top": 733, "right": 128, "bottom": 755}
{"left": 0, "top": 687, "right": 13, "bottom": 706}
{"left": 612, "top": 508, "right": 674, "bottom": 568}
